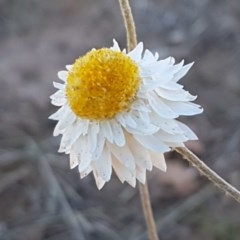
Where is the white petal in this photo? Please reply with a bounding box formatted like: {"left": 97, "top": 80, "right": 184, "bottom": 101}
{"left": 125, "top": 112, "right": 159, "bottom": 135}
{"left": 176, "top": 121, "right": 198, "bottom": 140}
{"left": 146, "top": 60, "right": 172, "bottom": 74}
{"left": 164, "top": 101, "right": 203, "bottom": 116}
{"left": 132, "top": 111, "right": 158, "bottom": 134}
{"left": 134, "top": 134, "right": 170, "bottom": 153}
{"left": 111, "top": 121, "right": 125, "bottom": 147}
{"left": 131, "top": 100, "right": 151, "bottom": 112}
{"left": 50, "top": 90, "right": 66, "bottom": 106}
{"left": 107, "top": 142, "right": 135, "bottom": 171}
{"left": 49, "top": 104, "right": 68, "bottom": 120}
{"left": 128, "top": 42, "right": 143, "bottom": 61}
{"left": 49, "top": 90, "right": 64, "bottom": 100}
{"left": 112, "top": 157, "right": 136, "bottom": 187}
{"left": 78, "top": 137, "right": 92, "bottom": 172}
{"left": 111, "top": 39, "right": 121, "bottom": 51}
{"left": 159, "top": 81, "right": 183, "bottom": 90}
{"left": 53, "top": 108, "right": 76, "bottom": 136}
{"left": 61, "top": 119, "right": 88, "bottom": 143}
{"left": 53, "top": 82, "right": 65, "bottom": 90}
{"left": 136, "top": 164, "right": 146, "bottom": 184}
{"left": 138, "top": 66, "right": 152, "bottom": 79}
{"left": 51, "top": 97, "right": 66, "bottom": 106}
{"left": 150, "top": 152, "right": 167, "bottom": 171}
{"left": 143, "top": 78, "right": 170, "bottom": 91}
{"left": 154, "top": 130, "right": 188, "bottom": 143}
{"left": 66, "top": 65, "right": 73, "bottom": 71}
{"left": 142, "top": 49, "right": 156, "bottom": 63}
{"left": 70, "top": 153, "right": 79, "bottom": 169}
{"left": 141, "top": 70, "right": 173, "bottom": 87}
{"left": 58, "top": 128, "right": 74, "bottom": 152}
{"left": 80, "top": 165, "right": 92, "bottom": 179}
{"left": 148, "top": 92, "right": 178, "bottom": 119}
{"left": 126, "top": 134, "right": 152, "bottom": 170}
{"left": 173, "top": 62, "right": 194, "bottom": 82}
{"left": 101, "top": 121, "right": 113, "bottom": 143}
{"left": 66, "top": 119, "right": 89, "bottom": 147}
{"left": 137, "top": 85, "right": 148, "bottom": 99}
{"left": 92, "top": 147, "right": 112, "bottom": 181}
{"left": 159, "top": 56, "right": 173, "bottom": 65}
{"left": 155, "top": 88, "right": 197, "bottom": 102}
{"left": 115, "top": 114, "right": 126, "bottom": 127}
{"left": 92, "top": 132, "right": 105, "bottom": 160}
{"left": 149, "top": 113, "right": 183, "bottom": 134}
{"left": 125, "top": 114, "right": 138, "bottom": 128}
{"left": 138, "top": 108, "right": 150, "bottom": 123}
{"left": 93, "top": 170, "right": 106, "bottom": 190}
{"left": 88, "top": 123, "right": 99, "bottom": 153}
{"left": 57, "top": 71, "right": 68, "bottom": 82}
{"left": 81, "top": 119, "right": 89, "bottom": 136}
{"left": 152, "top": 70, "right": 174, "bottom": 83}
{"left": 69, "top": 142, "right": 80, "bottom": 169}
{"left": 165, "top": 142, "right": 184, "bottom": 148}
{"left": 117, "top": 113, "right": 137, "bottom": 128}
{"left": 170, "top": 57, "right": 176, "bottom": 64}
{"left": 173, "top": 60, "right": 185, "bottom": 70}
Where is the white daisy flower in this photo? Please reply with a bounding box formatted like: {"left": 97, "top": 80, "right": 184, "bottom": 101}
{"left": 49, "top": 39, "right": 203, "bottom": 189}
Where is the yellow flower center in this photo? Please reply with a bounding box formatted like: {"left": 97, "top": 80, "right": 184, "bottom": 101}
{"left": 66, "top": 48, "right": 140, "bottom": 120}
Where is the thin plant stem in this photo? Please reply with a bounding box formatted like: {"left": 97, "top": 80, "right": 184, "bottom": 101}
{"left": 139, "top": 183, "right": 159, "bottom": 240}
{"left": 175, "top": 147, "right": 240, "bottom": 204}
{"left": 118, "top": 0, "right": 137, "bottom": 50}
{"left": 118, "top": 1, "right": 159, "bottom": 240}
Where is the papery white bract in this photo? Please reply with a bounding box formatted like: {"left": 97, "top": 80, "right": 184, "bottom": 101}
{"left": 50, "top": 39, "right": 203, "bottom": 189}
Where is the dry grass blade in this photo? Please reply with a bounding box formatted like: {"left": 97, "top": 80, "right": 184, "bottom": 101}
{"left": 1, "top": 214, "right": 60, "bottom": 240}
{"left": 0, "top": 166, "right": 31, "bottom": 193}
{"left": 28, "top": 138, "right": 86, "bottom": 240}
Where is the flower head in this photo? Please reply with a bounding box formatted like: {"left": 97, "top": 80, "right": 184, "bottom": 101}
{"left": 50, "top": 40, "right": 203, "bottom": 189}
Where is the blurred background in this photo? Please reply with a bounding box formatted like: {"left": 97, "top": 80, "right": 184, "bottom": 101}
{"left": 1, "top": 0, "right": 240, "bottom": 239}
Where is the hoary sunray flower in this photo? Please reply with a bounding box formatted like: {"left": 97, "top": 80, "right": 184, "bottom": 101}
{"left": 49, "top": 40, "right": 203, "bottom": 189}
